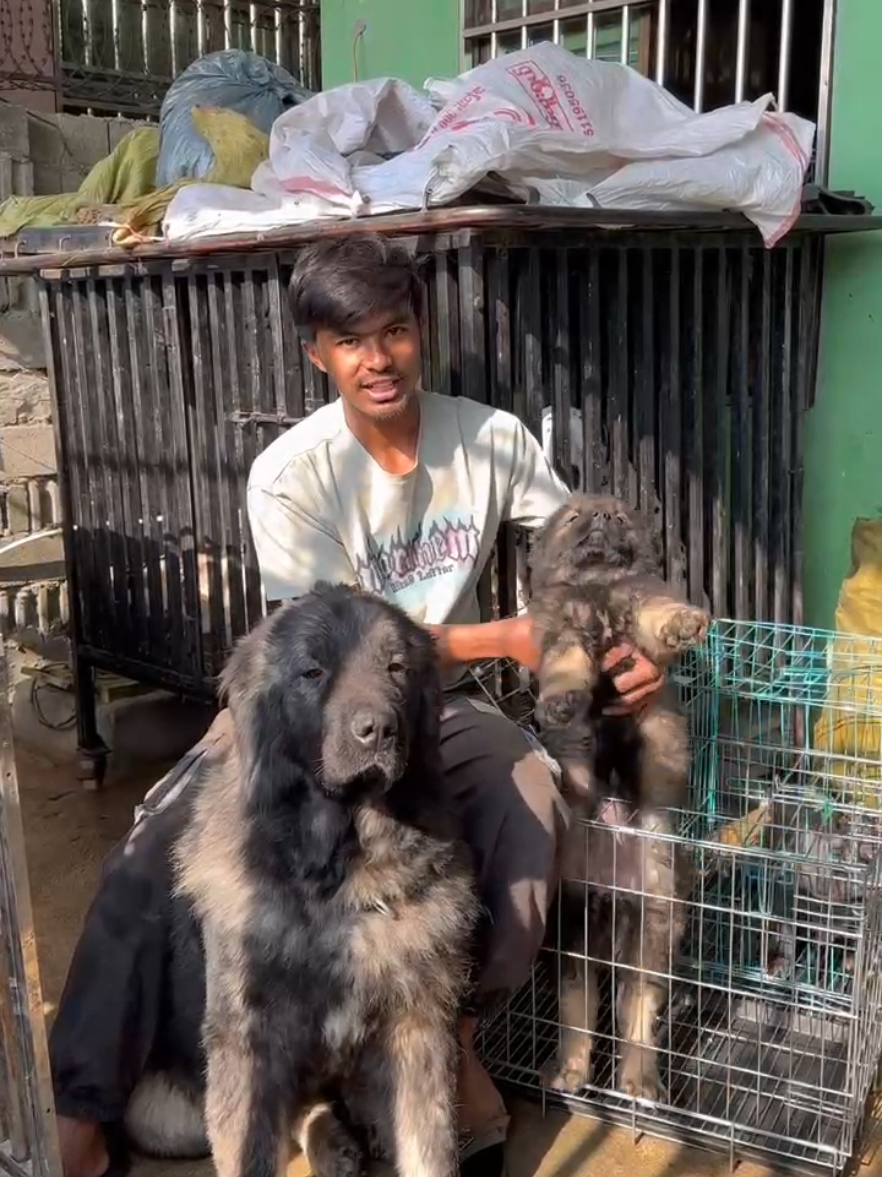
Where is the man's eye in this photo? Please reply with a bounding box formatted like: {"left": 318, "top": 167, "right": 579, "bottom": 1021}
{"left": 387, "top": 325, "right": 406, "bottom": 338}
{"left": 337, "top": 338, "right": 359, "bottom": 349}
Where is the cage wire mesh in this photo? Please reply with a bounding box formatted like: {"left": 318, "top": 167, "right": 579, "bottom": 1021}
{"left": 474, "top": 618, "right": 882, "bottom": 1173}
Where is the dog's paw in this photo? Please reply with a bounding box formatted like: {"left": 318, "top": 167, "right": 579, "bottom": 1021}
{"left": 312, "top": 1126, "right": 366, "bottom": 1177}
{"left": 541, "top": 1055, "right": 592, "bottom": 1095}
{"left": 617, "top": 1054, "right": 662, "bottom": 1104}
{"left": 658, "top": 605, "right": 710, "bottom": 654}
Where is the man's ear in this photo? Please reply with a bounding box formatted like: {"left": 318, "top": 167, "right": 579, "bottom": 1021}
{"left": 303, "top": 341, "right": 328, "bottom": 373}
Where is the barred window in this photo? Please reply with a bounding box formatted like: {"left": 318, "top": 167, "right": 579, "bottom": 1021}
{"left": 462, "top": 0, "right": 831, "bottom": 168}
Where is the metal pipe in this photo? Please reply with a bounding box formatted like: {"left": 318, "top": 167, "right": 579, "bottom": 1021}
{"left": 82, "top": 0, "right": 92, "bottom": 67}
{"left": 521, "top": 0, "right": 528, "bottom": 50}
{"left": 777, "top": 0, "right": 794, "bottom": 110}
{"left": 169, "top": 0, "right": 178, "bottom": 76}
{"left": 275, "top": 2, "right": 283, "bottom": 66}
{"left": 693, "top": 0, "right": 707, "bottom": 112}
{"left": 620, "top": 4, "right": 630, "bottom": 65}
{"left": 586, "top": 9, "right": 595, "bottom": 58}
{"left": 223, "top": 0, "right": 232, "bottom": 50}
{"left": 553, "top": 0, "right": 561, "bottom": 46}
{"left": 815, "top": 0, "right": 837, "bottom": 185}
{"left": 249, "top": 2, "right": 257, "bottom": 55}
{"left": 655, "top": 0, "right": 668, "bottom": 86}
{"left": 735, "top": 0, "right": 751, "bottom": 103}
{"left": 141, "top": 0, "right": 148, "bottom": 76}
{"left": 110, "top": 0, "right": 120, "bottom": 70}
{"left": 491, "top": 0, "right": 498, "bottom": 59}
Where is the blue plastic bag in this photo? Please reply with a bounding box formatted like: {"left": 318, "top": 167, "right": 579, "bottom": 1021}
{"left": 156, "top": 49, "right": 312, "bottom": 187}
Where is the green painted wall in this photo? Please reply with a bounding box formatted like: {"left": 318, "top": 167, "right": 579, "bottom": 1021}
{"left": 321, "top": 0, "right": 461, "bottom": 91}
{"left": 804, "top": 0, "right": 882, "bottom": 629}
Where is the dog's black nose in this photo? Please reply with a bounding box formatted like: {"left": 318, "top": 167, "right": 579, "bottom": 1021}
{"left": 350, "top": 708, "right": 398, "bottom": 749}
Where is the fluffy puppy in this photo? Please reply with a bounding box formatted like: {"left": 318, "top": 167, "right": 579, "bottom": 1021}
{"left": 129, "top": 583, "right": 479, "bottom": 1177}
{"left": 529, "top": 494, "right": 709, "bottom": 1102}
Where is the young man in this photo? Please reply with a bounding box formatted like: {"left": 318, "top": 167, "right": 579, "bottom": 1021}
{"left": 51, "top": 233, "right": 664, "bottom": 1177}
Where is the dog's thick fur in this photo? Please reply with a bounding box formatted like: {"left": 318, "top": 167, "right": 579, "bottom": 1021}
{"left": 124, "top": 583, "right": 479, "bottom": 1177}
{"left": 529, "top": 494, "right": 708, "bottom": 1102}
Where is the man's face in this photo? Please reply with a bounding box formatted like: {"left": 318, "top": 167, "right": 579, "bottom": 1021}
{"left": 304, "top": 309, "right": 422, "bottom": 422}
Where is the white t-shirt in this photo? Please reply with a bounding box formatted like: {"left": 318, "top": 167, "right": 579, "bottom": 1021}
{"left": 246, "top": 391, "right": 569, "bottom": 625}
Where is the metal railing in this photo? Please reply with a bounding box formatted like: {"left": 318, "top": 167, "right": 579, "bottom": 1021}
{"left": 462, "top": 0, "right": 835, "bottom": 182}
{"left": 0, "top": 0, "right": 319, "bottom": 119}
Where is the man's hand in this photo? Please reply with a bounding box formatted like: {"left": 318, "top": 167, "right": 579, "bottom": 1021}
{"left": 602, "top": 644, "right": 665, "bottom": 715}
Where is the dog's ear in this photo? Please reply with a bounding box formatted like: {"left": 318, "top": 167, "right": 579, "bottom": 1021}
{"left": 220, "top": 620, "right": 303, "bottom": 806}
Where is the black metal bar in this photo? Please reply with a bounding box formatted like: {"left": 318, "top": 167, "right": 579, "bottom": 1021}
{"left": 552, "top": 249, "right": 571, "bottom": 484}
{"left": 580, "top": 249, "right": 604, "bottom": 496}
{"left": 754, "top": 250, "right": 772, "bottom": 621}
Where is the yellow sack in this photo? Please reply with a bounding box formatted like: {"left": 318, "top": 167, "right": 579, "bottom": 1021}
{"left": 814, "top": 518, "right": 882, "bottom": 804}
{"left": 0, "top": 109, "right": 268, "bottom": 243}
{"left": 0, "top": 125, "right": 160, "bottom": 239}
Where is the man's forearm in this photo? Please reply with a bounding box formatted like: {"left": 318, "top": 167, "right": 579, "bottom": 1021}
{"left": 429, "top": 617, "right": 541, "bottom": 673}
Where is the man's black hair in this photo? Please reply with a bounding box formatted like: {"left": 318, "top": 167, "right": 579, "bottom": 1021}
{"left": 289, "top": 233, "right": 423, "bottom": 343}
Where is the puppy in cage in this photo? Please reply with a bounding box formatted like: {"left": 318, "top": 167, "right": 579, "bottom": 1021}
{"left": 528, "top": 493, "right": 710, "bottom": 1102}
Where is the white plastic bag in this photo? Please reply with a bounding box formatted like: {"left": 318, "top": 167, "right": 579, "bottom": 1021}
{"left": 164, "top": 42, "right": 815, "bottom": 245}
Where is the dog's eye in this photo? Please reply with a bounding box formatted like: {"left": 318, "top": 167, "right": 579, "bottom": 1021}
{"left": 300, "top": 666, "right": 324, "bottom": 682}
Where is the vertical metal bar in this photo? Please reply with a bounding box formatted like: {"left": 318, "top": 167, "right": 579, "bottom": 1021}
{"left": 754, "top": 250, "right": 772, "bottom": 619}
{"left": 141, "top": 0, "right": 149, "bottom": 75}
{"left": 815, "top": 0, "right": 838, "bottom": 185}
{"left": 82, "top": 0, "right": 92, "bottom": 67}
{"left": 198, "top": 0, "right": 207, "bottom": 56}
{"left": 249, "top": 1, "right": 258, "bottom": 53}
{"left": 733, "top": 247, "right": 751, "bottom": 620}
{"left": 694, "top": 0, "right": 708, "bottom": 112}
{"left": 491, "top": 0, "right": 498, "bottom": 57}
{"left": 636, "top": 248, "right": 655, "bottom": 516}
{"left": 521, "top": 0, "right": 528, "bottom": 50}
{"left": 688, "top": 249, "right": 705, "bottom": 608}
{"left": 735, "top": 0, "right": 751, "bottom": 103}
{"left": 0, "top": 636, "right": 63, "bottom": 1177}
{"left": 620, "top": 4, "right": 630, "bottom": 65}
{"left": 553, "top": 0, "right": 561, "bottom": 45}
{"left": 552, "top": 249, "right": 572, "bottom": 485}
{"left": 224, "top": 0, "right": 232, "bottom": 50}
{"left": 169, "top": 0, "right": 178, "bottom": 76}
{"left": 111, "top": 0, "right": 121, "bottom": 70}
{"left": 655, "top": 0, "right": 668, "bottom": 85}
{"left": 586, "top": 10, "right": 594, "bottom": 58}
{"left": 275, "top": 1, "right": 283, "bottom": 65}
{"left": 581, "top": 249, "right": 604, "bottom": 494}
{"left": 662, "top": 244, "right": 683, "bottom": 589}
{"left": 777, "top": 0, "right": 794, "bottom": 110}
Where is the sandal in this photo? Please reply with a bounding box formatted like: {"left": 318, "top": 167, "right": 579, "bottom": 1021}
{"left": 459, "top": 1115, "right": 510, "bottom": 1177}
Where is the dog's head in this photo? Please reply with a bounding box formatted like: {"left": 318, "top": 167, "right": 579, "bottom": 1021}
{"left": 531, "top": 493, "right": 662, "bottom": 590}
{"left": 221, "top": 583, "right": 442, "bottom": 805}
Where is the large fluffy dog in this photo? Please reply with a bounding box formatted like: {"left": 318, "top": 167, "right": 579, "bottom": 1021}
{"left": 124, "top": 583, "right": 479, "bottom": 1177}
{"left": 529, "top": 494, "right": 708, "bottom": 1102}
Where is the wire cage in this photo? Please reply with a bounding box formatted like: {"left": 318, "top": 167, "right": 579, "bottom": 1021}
{"left": 477, "top": 618, "right": 882, "bottom": 1173}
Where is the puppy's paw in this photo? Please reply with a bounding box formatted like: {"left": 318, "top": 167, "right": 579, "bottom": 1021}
{"left": 617, "top": 1053, "right": 662, "bottom": 1104}
{"left": 541, "top": 1054, "right": 593, "bottom": 1095}
{"left": 311, "top": 1123, "right": 366, "bottom": 1177}
{"left": 658, "top": 605, "right": 710, "bottom": 654}
{"left": 536, "top": 690, "right": 587, "bottom": 730}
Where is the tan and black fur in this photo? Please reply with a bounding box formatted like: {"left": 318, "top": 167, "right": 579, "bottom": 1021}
{"left": 126, "top": 583, "right": 479, "bottom": 1177}
{"left": 529, "top": 494, "right": 708, "bottom": 1102}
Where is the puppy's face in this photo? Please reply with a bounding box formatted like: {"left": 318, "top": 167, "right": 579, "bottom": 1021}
{"left": 224, "top": 585, "right": 441, "bottom": 803}
{"left": 533, "top": 494, "right": 661, "bottom": 587}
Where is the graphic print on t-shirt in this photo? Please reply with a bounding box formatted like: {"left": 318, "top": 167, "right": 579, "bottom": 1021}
{"left": 354, "top": 512, "right": 481, "bottom": 601}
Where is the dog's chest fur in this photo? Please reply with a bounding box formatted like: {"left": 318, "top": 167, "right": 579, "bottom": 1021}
{"left": 184, "top": 784, "right": 477, "bottom": 1082}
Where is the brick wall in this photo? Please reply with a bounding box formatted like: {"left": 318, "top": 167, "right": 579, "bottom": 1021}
{"left": 0, "top": 103, "right": 143, "bottom": 638}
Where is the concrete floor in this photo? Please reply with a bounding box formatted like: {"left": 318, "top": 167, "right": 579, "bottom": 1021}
{"left": 16, "top": 742, "right": 882, "bottom": 1177}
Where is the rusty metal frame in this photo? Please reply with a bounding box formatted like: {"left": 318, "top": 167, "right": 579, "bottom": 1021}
{"left": 0, "top": 638, "right": 61, "bottom": 1177}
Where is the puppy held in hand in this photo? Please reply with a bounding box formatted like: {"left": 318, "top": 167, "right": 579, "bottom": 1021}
{"left": 529, "top": 494, "right": 708, "bottom": 1104}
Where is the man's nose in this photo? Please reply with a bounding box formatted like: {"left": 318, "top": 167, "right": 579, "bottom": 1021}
{"left": 362, "top": 340, "right": 393, "bottom": 369}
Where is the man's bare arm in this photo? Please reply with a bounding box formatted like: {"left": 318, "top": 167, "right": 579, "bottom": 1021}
{"left": 426, "top": 618, "right": 665, "bottom": 714}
